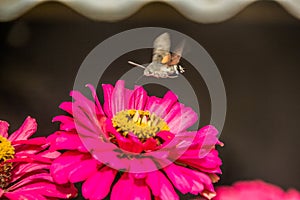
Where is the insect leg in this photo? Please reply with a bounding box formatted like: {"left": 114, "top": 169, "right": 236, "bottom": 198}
{"left": 174, "top": 65, "right": 180, "bottom": 75}
{"left": 178, "top": 65, "right": 185, "bottom": 73}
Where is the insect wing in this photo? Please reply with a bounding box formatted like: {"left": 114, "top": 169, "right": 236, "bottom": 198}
{"left": 152, "top": 33, "right": 171, "bottom": 64}
{"left": 168, "top": 39, "right": 185, "bottom": 66}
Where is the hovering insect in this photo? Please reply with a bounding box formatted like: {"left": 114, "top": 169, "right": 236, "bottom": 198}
{"left": 128, "top": 32, "right": 185, "bottom": 79}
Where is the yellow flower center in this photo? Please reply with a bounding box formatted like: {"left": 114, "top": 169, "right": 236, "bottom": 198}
{"left": 0, "top": 136, "right": 15, "bottom": 189}
{"left": 112, "top": 109, "right": 170, "bottom": 139}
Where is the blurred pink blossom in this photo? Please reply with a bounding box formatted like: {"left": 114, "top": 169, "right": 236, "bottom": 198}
{"left": 0, "top": 116, "right": 77, "bottom": 199}
{"left": 214, "top": 180, "right": 300, "bottom": 200}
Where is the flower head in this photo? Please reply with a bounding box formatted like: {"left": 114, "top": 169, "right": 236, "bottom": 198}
{"left": 0, "top": 116, "right": 77, "bottom": 199}
{"left": 49, "top": 80, "right": 222, "bottom": 199}
{"left": 214, "top": 180, "right": 300, "bottom": 200}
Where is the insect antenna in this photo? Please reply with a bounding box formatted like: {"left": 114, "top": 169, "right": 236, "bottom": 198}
{"left": 128, "top": 61, "right": 146, "bottom": 69}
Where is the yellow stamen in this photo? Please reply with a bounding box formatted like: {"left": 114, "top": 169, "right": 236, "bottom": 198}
{"left": 0, "top": 136, "right": 14, "bottom": 162}
{"left": 141, "top": 115, "right": 147, "bottom": 125}
{"left": 0, "top": 136, "right": 15, "bottom": 189}
{"left": 133, "top": 110, "right": 139, "bottom": 122}
{"left": 112, "top": 109, "right": 170, "bottom": 139}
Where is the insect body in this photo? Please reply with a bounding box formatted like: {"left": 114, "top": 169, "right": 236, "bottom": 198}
{"left": 128, "top": 32, "right": 185, "bottom": 79}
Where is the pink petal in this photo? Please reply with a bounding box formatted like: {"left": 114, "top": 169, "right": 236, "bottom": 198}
{"left": 86, "top": 84, "right": 105, "bottom": 115}
{"left": 102, "top": 83, "right": 114, "bottom": 118}
{"left": 13, "top": 143, "right": 47, "bottom": 156}
{"left": 163, "top": 102, "right": 181, "bottom": 123}
{"left": 52, "top": 115, "right": 75, "bottom": 131}
{"left": 111, "top": 173, "right": 131, "bottom": 200}
{"left": 117, "top": 134, "right": 144, "bottom": 154}
{"left": 128, "top": 157, "right": 158, "bottom": 174}
{"left": 82, "top": 166, "right": 117, "bottom": 200}
{"left": 164, "top": 164, "right": 192, "bottom": 194}
{"left": 124, "top": 88, "right": 133, "bottom": 110}
{"left": 8, "top": 172, "right": 52, "bottom": 191}
{"left": 37, "top": 150, "right": 61, "bottom": 159}
{"left": 70, "top": 90, "right": 105, "bottom": 136}
{"left": 0, "top": 120, "right": 9, "bottom": 138}
{"left": 5, "top": 192, "right": 47, "bottom": 200}
{"left": 111, "top": 80, "right": 126, "bottom": 116}
{"left": 146, "top": 170, "right": 179, "bottom": 200}
{"left": 14, "top": 152, "right": 52, "bottom": 164}
{"left": 145, "top": 91, "right": 178, "bottom": 119}
{"left": 173, "top": 126, "right": 222, "bottom": 174}
{"left": 92, "top": 149, "right": 129, "bottom": 171}
{"left": 10, "top": 181, "right": 77, "bottom": 199}
{"left": 215, "top": 180, "right": 287, "bottom": 200}
{"left": 70, "top": 90, "right": 98, "bottom": 113}
{"left": 68, "top": 159, "right": 98, "bottom": 183}
{"left": 164, "top": 163, "right": 215, "bottom": 196}
{"left": 130, "top": 179, "right": 151, "bottom": 200}
{"left": 285, "top": 189, "right": 300, "bottom": 200}
{"left": 129, "top": 86, "right": 148, "bottom": 110}
{"left": 131, "top": 173, "right": 147, "bottom": 179}
{"left": 10, "top": 163, "right": 50, "bottom": 182}
{"left": 156, "top": 131, "right": 175, "bottom": 149}
{"left": 47, "top": 131, "right": 87, "bottom": 152}
{"left": 159, "top": 91, "right": 178, "bottom": 118}
{"left": 9, "top": 116, "right": 37, "bottom": 141}
{"left": 59, "top": 101, "right": 73, "bottom": 115}
{"left": 234, "top": 180, "right": 285, "bottom": 199}
{"left": 166, "top": 104, "right": 198, "bottom": 133}
{"left": 111, "top": 173, "right": 151, "bottom": 200}
{"left": 164, "top": 131, "right": 196, "bottom": 154}
{"left": 50, "top": 151, "right": 92, "bottom": 184}
{"left": 179, "top": 149, "right": 222, "bottom": 174}
{"left": 12, "top": 137, "right": 46, "bottom": 145}
{"left": 143, "top": 138, "right": 158, "bottom": 151}
{"left": 72, "top": 104, "right": 105, "bottom": 137}
{"left": 145, "top": 96, "right": 164, "bottom": 118}
{"left": 214, "top": 186, "right": 236, "bottom": 200}
{"left": 0, "top": 188, "right": 4, "bottom": 197}
{"left": 194, "top": 125, "right": 219, "bottom": 158}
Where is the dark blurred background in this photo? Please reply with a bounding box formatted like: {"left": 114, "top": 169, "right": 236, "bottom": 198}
{"left": 0, "top": 0, "right": 299, "bottom": 193}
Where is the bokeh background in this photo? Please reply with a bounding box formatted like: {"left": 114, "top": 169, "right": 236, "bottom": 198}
{"left": 0, "top": 0, "right": 299, "bottom": 196}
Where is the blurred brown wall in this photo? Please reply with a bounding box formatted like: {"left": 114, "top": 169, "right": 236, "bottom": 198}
{"left": 0, "top": 1, "right": 299, "bottom": 191}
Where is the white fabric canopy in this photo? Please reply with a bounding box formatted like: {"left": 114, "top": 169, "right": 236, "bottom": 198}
{"left": 1, "top": 0, "right": 300, "bottom": 23}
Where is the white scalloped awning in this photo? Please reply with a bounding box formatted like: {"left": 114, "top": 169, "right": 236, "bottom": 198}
{"left": 1, "top": 0, "right": 300, "bottom": 23}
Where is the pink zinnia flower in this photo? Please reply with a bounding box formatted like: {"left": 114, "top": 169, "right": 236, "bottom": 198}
{"left": 49, "top": 80, "right": 222, "bottom": 199}
{"left": 214, "top": 180, "right": 300, "bottom": 200}
{"left": 0, "top": 116, "right": 77, "bottom": 199}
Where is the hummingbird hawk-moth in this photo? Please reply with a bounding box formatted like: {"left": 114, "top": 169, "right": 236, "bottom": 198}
{"left": 128, "top": 32, "right": 185, "bottom": 79}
